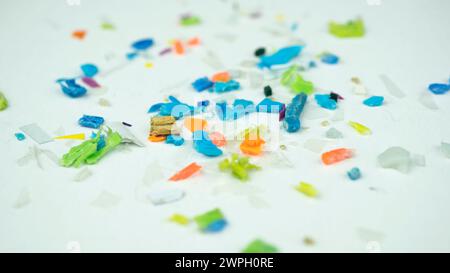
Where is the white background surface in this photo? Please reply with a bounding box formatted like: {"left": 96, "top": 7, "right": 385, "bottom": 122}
{"left": 0, "top": 0, "right": 450, "bottom": 253}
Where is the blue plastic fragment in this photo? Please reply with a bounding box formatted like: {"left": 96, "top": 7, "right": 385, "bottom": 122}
{"left": 90, "top": 132, "right": 106, "bottom": 151}
{"left": 314, "top": 94, "right": 337, "bottom": 110}
{"left": 79, "top": 115, "right": 105, "bottom": 129}
{"left": 216, "top": 99, "right": 254, "bottom": 120}
{"left": 204, "top": 219, "right": 228, "bottom": 233}
{"left": 80, "top": 64, "right": 99, "bottom": 78}
{"left": 258, "top": 45, "right": 303, "bottom": 69}
{"left": 148, "top": 103, "right": 164, "bottom": 113}
{"left": 347, "top": 167, "right": 361, "bottom": 181}
{"left": 15, "top": 133, "right": 26, "bottom": 141}
{"left": 283, "top": 94, "right": 308, "bottom": 133}
{"left": 166, "top": 135, "right": 185, "bottom": 146}
{"left": 256, "top": 98, "right": 285, "bottom": 113}
{"left": 308, "top": 61, "right": 317, "bottom": 68}
{"left": 428, "top": 83, "right": 450, "bottom": 95}
{"left": 56, "top": 78, "right": 87, "bottom": 98}
{"left": 193, "top": 130, "right": 223, "bottom": 157}
{"left": 213, "top": 80, "right": 240, "bottom": 93}
{"left": 321, "top": 53, "right": 339, "bottom": 65}
{"left": 126, "top": 52, "right": 139, "bottom": 60}
{"left": 192, "top": 77, "right": 214, "bottom": 92}
{"left": 363, "top": 96, "right": 384, "bottom": 107}
{"left": 149, "top": 96, "right": 195, "bottom": 119}
{"left": 131, "top": 38, "right": 154, "bottom": 51}
{"left": 197, "top": 100, "right": 210, "bottom": 107}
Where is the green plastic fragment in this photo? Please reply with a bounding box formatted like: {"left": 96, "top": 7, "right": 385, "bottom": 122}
{"left": 0, "top": 92, "right": 8, "bottom": 111}
{"left": 329, "top": 18, "right": 365, "bottom": 38}
{"left": 281, "top": 65, "right": 314, "bottom": 95}
{"left": 194, "top": 208, "right": 224, "bottom": 230}
{"left": 180, "top": 16, "right": 201, "bottom": 26}
{"left": 219, "top": 153, "right": 260, "bottom": 181}
{"left": 60, "top": 127, "right": 122, "bottom": 168}
{"left": 242, "top": 239, "right": 279, "bottom": 253}
{"left": 101, "top": 22, "right": 115, "bottom": 30}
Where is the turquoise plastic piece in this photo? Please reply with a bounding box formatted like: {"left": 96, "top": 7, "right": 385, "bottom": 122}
{"left": 315, "top": 94, "right": 337, "bottom": 110}
{"left": 256, "top": 98, "right": 285, "bottom": 113}
{"left": 347, "top": 167, "right": 361, "bottom": 181}
{"left": 212, "top": 80, "right": 240, "bottom": 93}
{"left": 363, "top": 96, "right": 384, "bottom": 107}
{"left": 166, "top": 135, "right": 185, "bottom": 146}
{"left": 284, "top": 94, "right": 307, "bottom": 133}
{"left": 80, "top": 64, "right": 99, "bottom": 78}
{"left": 193, "top": 130, "right": 223, "bottom": 157}
{"left": 258, "top": 45, "right": 303, "bottom": 69}
{"left": 56, "top": 78, "right": 87, "bottom": 98}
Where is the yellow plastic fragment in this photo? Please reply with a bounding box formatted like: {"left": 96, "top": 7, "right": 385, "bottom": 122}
{"left": 145, "top": 62, "right": 153, "bottom": 68}
{"left": 348, "top": 121, "right": 372, "bottom": 135}
{"left": 169, "top": 214, "right": 190, "bottom": 226}
{"left": 295, "top": 182, "right": 318, "bottom": 198}
{"left": 54, "top": 133, "right": 86, "bottom": 140}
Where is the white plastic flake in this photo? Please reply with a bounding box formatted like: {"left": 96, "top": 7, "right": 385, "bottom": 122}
{"left": 377, "top": 147, "right": 411, "bottom": 173}
{"left": 148, "top": 189, "right": 185, "bottom": 206}
{"left": 91, "top": 191, "right": 121, "bottom": 208}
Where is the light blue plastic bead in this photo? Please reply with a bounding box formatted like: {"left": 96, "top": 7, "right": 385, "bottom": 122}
{"left": 15, "top": 133, "right": 26, "bottom": 141}
{"left": 80, "top": 64, "right": 99, "bottom": 78}
{"left": 363, "top": 96, "right": 384, "bottom": 107}
{"left": 347, "top": 167, "right": 361, "bottom": 181}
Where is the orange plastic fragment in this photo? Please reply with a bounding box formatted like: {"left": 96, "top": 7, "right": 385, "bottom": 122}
{"left": 321, "top": 148, "right": 353, "bottom": 165}
{"left": 148, "top": 135, "right": 167, "bottom": 142}
{"left": 209, "top": 132, "right": 227, "bottom": 147}
{"left": 72, "top": 30, "right": 87, "bottom": 40}
{"left": 212, "top": 72, "right": 231, "bottom": 83}
{"left": 187, "top": 37, "right": 201, "bottom": 46}
{"left": 184, "top": 118, "right": 207, "bottom": 133}
{"left": 174, "top": 40, "right": 185, "bottom": 55}
{"left": 169, "top": 162, "right": 202, "bottom": 181}
{"left": 240, "top": 136, "right": 265, "bottom": 156}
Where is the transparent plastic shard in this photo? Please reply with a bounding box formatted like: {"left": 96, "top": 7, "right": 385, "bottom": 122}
{"left": 248, "top": 194, "right": 270, "bottom": 209}
{"left": 148, "top": 189, "right": 185, "bottom": 205}
{"left": 108, "top": 121, "right": 144, "bottom": 147}
{"left": 326, "top": 127, "right": 343, "bottom": 139}
{"left": 418, "top": 92, "right": 439, "bottom": 110}
{"left": 17, "top": 145, "right": 56, "bottom": 169}
{"left": 201, "top": 50, "right": 225, "bottom": 70}
{"left": 248, "top": 71, "right": 264, "bottom": 89}
{"left": 441, "top": 142, "right": 450, "bottom": 159}
{"left": 303, "top": 139, "right": 329, "bottom": 153}
{"left": 91, "top": 191, "right": 121, "bottom": 208}
{"left": 380, "top": 74, "right": 405, "bottom": 98}
{"left": 331, "top": 108, "right": 345, "bottom": 121}
{"left": 377, "top": 147, "right": 411, "bottom": 173}
{"left": 20, "top": 123, "right": 54, "bottom": 144}
{"left": 143, "top": 162, "right": 164, "bottom": 186}
{"left": 73, "top": 167, "right": 93, "bottom": 182}
{"left": 411, "top": 154, "right": 426, "bottom": 167}
{"left": 13, "top": 189, "right": 31, "bottom": 209}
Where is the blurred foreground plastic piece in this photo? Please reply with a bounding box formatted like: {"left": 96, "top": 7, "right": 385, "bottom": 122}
{"left": 170, "top": 214, "right": 190, "bottom": 226}
{"left": 72, "top": 30, "right": 86, "bottom": 40}
{"left": 165, "top": 134, "right": 184, "bottom": 146}
{"left": 194, "top": 208, "right": 227, "bottom": 233}
{"left": 20, "top": 123, "right": 54, "bottom": 144}
{"left": 322, "top": 148, "right": 353, "bottom": 165}
{"left": 0, "top": 92, "right": 7, "bottom": 111}
{"left": 348, "top": 121, "right": 372, "bottom": 135}
{"left": 281, "top": 66, "right": 314, "bottom": 95}
{"left": 79, "top": 115, "right": 105, "bottom": 129}
{"left": 295, "top": 182, "right": 318, "bottom": 197}
{"left": 60, "top": 128, "right": 122, "bottom": 168}
{"left": 363, "top": 96, "right": 384, "bottom": 107}
{"left": 148, "top": 96, "right": 195, "bottom": 119}
{"left": 320, "top": 53, "right": 340, "bottom": 64}
{"left": 377, "top": 147, "right": 412, "bottom": 173}
{"left": 169, "top": 162, "right": 202, "bottom": 181}
{"left": 193, "top": 131, "right": 223, "bottom": 157}
{"left": 132, "top": 38, "right": 154, "bottom": 51}
{"left": 347, "top": 167, "right": 361, "bottom": 181}
{"left": 209, "top": 132, "right": 227, "bottom": 147}
{"left": 428, "top": 83, "right": 449, "bottom": 95}
{"left": 315, "top": 94, "right": 337, "bottom": 110}
{"left": 219, "top": 153, "right": 260, "bottom": 181}
{"left": 258, "top": 45, "right": 303, "bottom": 69}
{"left": 442, "top": 142, "right": 450, "bottom": 159}
{"left": 283, "top": 94, "right": 307, "bottom": 133}
{"left": 148, "top": 189, "right": 185, "bottom": 205}
{"left": 380, "top": 74, "right": 405, "bottom": 98}
{"left": 54, "top": 133, "right": 85, "bottom": 140}
{"left": 56, "top": 78, "right": 87, "bottom": 98}
{"left": 184, "top": 117, "right": 207, "bottom": 132}
{"left": 242, "top": 239, "right": 279, "bottom": 253}
{"left": 329, "top": 18, "right": 365, "bottom": 38}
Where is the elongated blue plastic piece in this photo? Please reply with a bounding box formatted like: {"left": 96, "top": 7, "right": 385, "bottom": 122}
{"left": 193, "top": 130, "right": 223, "bottom": 157}
{"left": 131, "top": 38, "right": 154, "bottom": 51}
{"left": 283, "top": 94, "right": 307, "bottom": 133}
{"left": 258, "top": 45, "right": 303, "bottom": 69}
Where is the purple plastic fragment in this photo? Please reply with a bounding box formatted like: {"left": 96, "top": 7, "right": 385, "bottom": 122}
{"left": 81, "top": 77, "right": 101, "bottom": 88}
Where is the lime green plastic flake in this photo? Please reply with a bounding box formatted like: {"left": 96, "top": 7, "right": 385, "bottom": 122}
{"left": 348, "top": 121, "right": 372, "bottom": 135}
{"left": 281, "top": 65, "right": 314, "bottom": 95}
{"left": 60, "top": 128, "right": 122, "bottom": 168}
{"left": 329, "top": 18, "right": 365, "bottom": 38}
{"left": 101, "top": 22, "right": 115, "bottom": 30}
{"left": 169, "top": 214, "right": 190, "bottom": 226}
{"left": 295, "top": 182, "right": 318, "bottom": 198}
{"left": 0, "top": 92, "right": 8, "bottom": 111}
{"left": 242, "top": 239, "right": 279, "bottom": 253}
{"left": 180, "top": 16, "right": 201, "bottom": 26}
{"left": 194, "top": 208, "right": 224, "bottom": 230}
{"left": 219, "top": 153, "right": 260, "bottom": 181}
